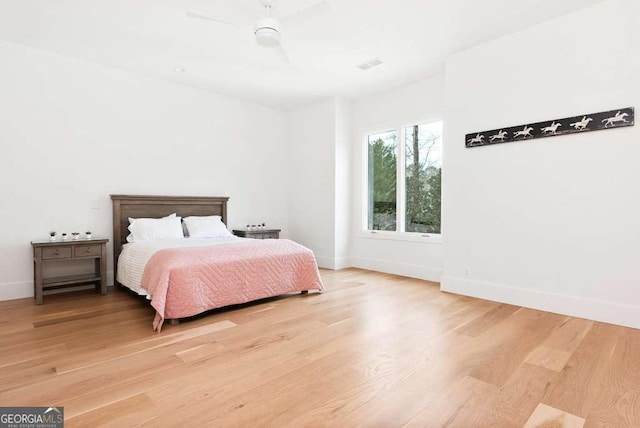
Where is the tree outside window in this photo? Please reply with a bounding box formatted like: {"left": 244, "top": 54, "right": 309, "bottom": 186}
{"left": 366, "top": 120, "right": 442, "bottom": 235}
{"left": 367, "top": 130, "right": 397, "bottom": 231}
{"left": 405, "top": 122, "right": 442, "bottom": 234}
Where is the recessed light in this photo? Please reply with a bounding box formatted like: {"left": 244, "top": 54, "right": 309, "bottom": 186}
{"left": 175, "top": 66, "right": 186, "bottom": 73}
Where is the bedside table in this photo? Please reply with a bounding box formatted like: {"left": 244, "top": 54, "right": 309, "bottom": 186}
{"left": 31, "top": 238, "right": 108, "bottom": 304}
{"left": 232, "top": 228, "right": 281, "bottom": 239}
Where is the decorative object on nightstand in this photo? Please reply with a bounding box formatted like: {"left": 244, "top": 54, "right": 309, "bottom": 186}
{"left": 233, "top": 227, "right": 280, "bottom": 239}
{"left": 61, "top": 233, "right": 68, "bottom": 241}
{"left": 72, "top": 232, "right": 80, "bottom": 240}
{"left": 85, "top": 231, "right": 92, "bottom": 239}
{"left": 49, "top": 231, "right": 57, "bottom": 242}
{"left": 31, "top": 237, "right": 109, "bottom": 304}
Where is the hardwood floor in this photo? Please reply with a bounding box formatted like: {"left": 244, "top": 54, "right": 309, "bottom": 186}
{"left": 0, "top": 268, "right": 638, "bottom": 427}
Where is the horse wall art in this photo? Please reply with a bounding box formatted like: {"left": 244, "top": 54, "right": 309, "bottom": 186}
{"left": 465, "top": 107, "right": 634, "bottom": 148}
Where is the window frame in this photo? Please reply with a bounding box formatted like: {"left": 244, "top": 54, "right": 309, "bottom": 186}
{"left": 361, "top": 117, "right": 443, "bottom": 244}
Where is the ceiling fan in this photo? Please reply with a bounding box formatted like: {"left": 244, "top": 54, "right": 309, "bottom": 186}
{"left": 186, "top": 0, "right": 330, "bottom": 64}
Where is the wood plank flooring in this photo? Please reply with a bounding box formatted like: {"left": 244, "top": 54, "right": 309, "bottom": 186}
{"left": 0, "top": 268, "right": 638, "bottom": 427}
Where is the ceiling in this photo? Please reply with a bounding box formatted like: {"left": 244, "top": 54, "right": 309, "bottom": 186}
{"left": 0, "top": 0, "right": 603, "bottom": 109}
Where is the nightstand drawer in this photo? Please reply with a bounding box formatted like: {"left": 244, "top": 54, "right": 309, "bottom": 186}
{"left": 262, "top": 232, "right": 279, "bottom": 239}
{"left": 73, "top": 244, "right": 102, "bottom": 258}
{"left": 42, "top": 247, "right": 72, "bottom": 260}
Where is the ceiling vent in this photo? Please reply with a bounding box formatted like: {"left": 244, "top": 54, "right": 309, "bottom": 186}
{"left": 357, "top": 58, "right": 383, "bottom": 71}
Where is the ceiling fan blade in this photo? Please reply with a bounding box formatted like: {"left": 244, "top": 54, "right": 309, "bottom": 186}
{"left": 186, "top": 11, "right": 252, "bottom": 30}
{"left": 281, "top": 1, "right": 330, "bottom": 28}
{"left": 275, "top": 46, "right": 290, "bottom": 64}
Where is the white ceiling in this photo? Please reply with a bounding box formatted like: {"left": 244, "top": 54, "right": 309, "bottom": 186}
{"left": 0, "top": 0, "right": 603, "bottom": 109}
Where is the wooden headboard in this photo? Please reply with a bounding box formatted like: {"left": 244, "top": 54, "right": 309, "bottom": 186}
{"left": 110, "top": 194, "right": 229, "bottom": 284}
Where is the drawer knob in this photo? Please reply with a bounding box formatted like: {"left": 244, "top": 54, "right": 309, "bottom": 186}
{"left": 86, "top": 248, "right": 91, "bottom": 253}
{"left": 54, "top": 250, "right": 59, "bottom": 255}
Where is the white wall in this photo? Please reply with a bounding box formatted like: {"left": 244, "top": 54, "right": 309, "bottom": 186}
{"left": 350, "top": 76, "right": 445, "bottom": 281}
{"left": 0, "top": 40, "right": 289, "bottom": 300}
{"left": 442, "top": 0, "right": 640, "bottom": 328}
{"left": 286, "top": 99, "right": 337, "bottom": 268}
{"left": 334, "top": 98, "right": 351, "bottom": 269}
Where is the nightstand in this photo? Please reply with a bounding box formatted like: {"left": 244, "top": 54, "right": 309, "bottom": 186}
{"left": 232, "top": 228, "right": 281, "bottom": 239}
{"left": 31, "top": 238, "right": 108, "bottom": 304}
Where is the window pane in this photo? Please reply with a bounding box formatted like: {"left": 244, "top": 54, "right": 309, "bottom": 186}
{"left": 368, "top": 130, "right": 397, "bottom": 231}
{"left": 405, "top": 121, "right": 442, "bottom": 234}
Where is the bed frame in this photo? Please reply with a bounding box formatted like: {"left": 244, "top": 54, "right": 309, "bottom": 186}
{"left": 110, "top": 194, "right": 229, "bottom": 285}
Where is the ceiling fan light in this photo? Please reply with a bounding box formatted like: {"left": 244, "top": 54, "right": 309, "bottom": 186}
{"left": 255, "top": 17, "right": 281, "bottom": 48}
{"left": 255, "top": 27, "right": 281, "bottom": 47}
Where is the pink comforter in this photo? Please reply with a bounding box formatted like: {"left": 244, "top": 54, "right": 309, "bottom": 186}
{"left": 141, "top": 239, "right": 324, "bottom": 331}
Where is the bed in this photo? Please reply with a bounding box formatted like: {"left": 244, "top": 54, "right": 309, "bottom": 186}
{"left": 111, "top": 195, "right": 324, "bottom": 331}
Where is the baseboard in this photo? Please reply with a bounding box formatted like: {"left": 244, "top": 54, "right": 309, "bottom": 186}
{"left": 0, "top": 271, "right": 115, "bottom": 301}
{"left": 333, "top": 257, "right": 351, "bottom": 270}
{"left": 315, "top": 256, "right": 331, "bottom": 269}
{"left": 315, "top": 257, "right": 337, "bottom": 270}
{"left": 0, "top": 280, "right": 34, "bottom": 301}
{"left": 350, "top": 257, "right": 442, "bottom": 282}
{"left": 441, "top": 275, "right": 640, "bottom": 329}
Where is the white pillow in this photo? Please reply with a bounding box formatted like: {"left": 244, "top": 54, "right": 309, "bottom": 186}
{"left": 183, "top": 215, "right": 232, "bottom": 238}
{"left": 127, "top": 215, "right": 184, "bottom": 242}
{"left": 126, "top": 213, "right": 176, "bottom": 243}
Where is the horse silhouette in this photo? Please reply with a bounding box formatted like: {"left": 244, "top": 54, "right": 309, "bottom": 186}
{"left": 602, "top": 111, "right": 629, "bottom": 128}
{"left": 513, "top": 126, "right": 533, "bottom": 139}
{"left": 541, "top": 121, "right": 562, "bottom": 134}
{"left": 489, "top": 130, "right": 508, "bottom": 142}
{"left": 467, "top": 134, "right": 485, "bottom": 145}
{"left": 570, "top": 116, "right": 592, "bottom": 130}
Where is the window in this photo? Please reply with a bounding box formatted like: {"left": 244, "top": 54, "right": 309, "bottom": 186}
{"left": 365, "top": 120, "right": 442, "bottom": 236}
{"left": 367, "top": 130, "right": 397, "bottom": 231}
